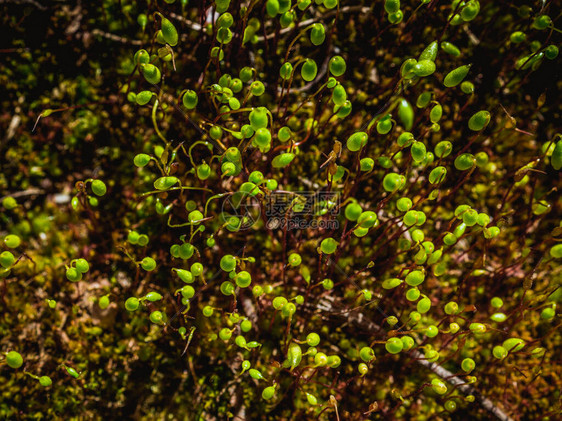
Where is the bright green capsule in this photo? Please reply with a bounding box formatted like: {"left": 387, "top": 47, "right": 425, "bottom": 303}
{"left": 262, "top": 386, "right": 276, "bottom": 400}
{"left": 425, "top": 325, "right": 439, "bottom": 338}
{"left": 64, "top": 366, "right": 79, "bottom": 378}
{"left": 416, "top": 91, "right": 432, "bottom": 108}
{"left": 401, "top": 58, "right": 418, "bottom": 78}
{"left": 310, "top": 23, "right": 325, "bottom": 45}
{"left": 431, "top": 379, "right": 447, "bottom": 395}
{"left": 460, "top": 0, "right": 480, "bottom": 21}
{"left": 149, "top": 311, "right": 164, "bottom": 324}
{"left": 419, "top": 41, "right": 438, "bottom": 62}
{"left": 397, "top": 99, "right": 414, "bottom": 130}
{"left": 387, "top": 10, "right": 403, "bottom": 24}
{"left": 135, "top": 91, "right": 152, "bottom": 106}
{"left": 125, "top": 297, "right": 140, "bottom": 311}
{"left": 145, "top": 292, "right": 163, "bottom": 302}
{"left": 216, "top": 0, "right": 231, "bottom": 13}
{"left": 182, "top": 90, "right": 198, "bottom": 109}
{"left": 335, "top": 100, "right": 352, "bottom": 118}
{"left": 2, "top": 197, "right": 17, "bottom": 210}
{"left": 429, "top": 166, "right": 447, "bottom": 184}
{"left": 141, "top": 257, "right": 156, "bottom": 271}
{"left": 462, "top": 209, "right": 478, "bottom": 226}
{"left": 347, "top": 131, "right": 368, "bottom": 152}
{"left": 250, "top": 81, "right": 265, "bottom": 96}
{"left": 280, "top": 10, "right": 295, "bottom": 27}
{"left": 134, "top": 153, "right": 151, "bottom": 167}
{"left": 413, "top": 60, "right": 436, "bottom": 77}
{"left": 468, "top": 110, "right": 491, "bottom": 131}
{"left": 460, "top": 81, "right": 474, "bottom": 94}
{"left": 154, "top": 176, "right": 179, "bottom": 190}
{"left": 329, "top": 56, "right": 346, "bottom": 76}
{"left": 405, "top": 270, "right": 425, "bottom": 286}
{"left": 6, "top": 351, "right": 23, "bottom": 369}
{"left": 266, "top": 0, "right": 280, "bottom": 16}
{"left": 301, "top": 59, "right": 318, "bottom": 82}
{"left": 461, "top": 358, "right": 475, "bottom": 372}
{"left": 503, "top": 338, "right": 525, "bottom": 352}
{"left": 91, "top": 179, "right": 107, "bottom": 196}
{"left": 434, "top": 141, "right": 452, "bottom": 158}
{"left": 396, "top": 197, "right": 412, "bottom": 212}
{"left": 4, "top": 235, "right": 21, "bottom": 248}
{"left": 39, "top": 376, "right": 52, "bottom": 387}
{"left": 320, "top": 237, "right": 338, "bottom": 254}
{"left": 239, "top": 66, "right": 254, "bottom": 83}
{"left": 469, "top": 322, "right": 486, "bottom": 333}
{"left": 444, "top": 64, "right": 471, "bottom": 87}
{"left": 345, "top": 203, "right": 362, "bottom": 221}
{"left": 249, "top": 107, "right": 268, "bottom": 130}
{"left": 430, "top": 104, "right": 442, "bottom": 122}
{"left": 161, "top": 17, "right": 178, "bottom": 46}
{"left": 411, "top": 141, "right": 427, "bottom": 162}
{"left": 454, "top": 153, "right": 476, "bottom": 170}
{"left": 134, "top": 49, "right": 150, "bottom": 65}
{"left": 541, "top": 307, "right": 555, "bottom": 320}
{"left": 360, "top": 346, "right": 375, "bottom": 362}
{"left": 332, "top": 84, "right": 347, "bottom": 106}
{"left": 279, "top": 62, "right": 293, "bottom": 80}
{"left": 454, "top": 222, "right": 467, "bottom": 238}
{"left": 385, "top": 337, "right": 403, "bottom": 354}
{"left": 441, "top": 41, "right": 460, "bottom": 56}
{"left": 141, "top": 64, "right": 161, "bottom": 85}
{"left": 75, "top": 258, "right": 89, "bottom": 273}
{"left": 397, "top": 132, "right": 414, "bottom": 147}
{"left": 377, "top": 117, "right": 393, "bottom": 134}
{"left": 490, "top": 312, "right": 507, "bottom": 322}
{"left": 401, "top": 336, "right": 415, "bottom": 350}
{"left": 549, "top": 244, "right": 562, "bottom": 258}
{"left": 382, "top": 278, "right": 403, "bottom": 289}
{"left": 249, "top": 368, "right": 264, "bottom": 380}
{"left": 417, "top": 296, "right": 431, "bottom": 313}
{"left": 383, "top": 173, "right": 401, "bottom": 192}
{"left": 287, "top": 343, "right": 303, "bottom": 370}
{"left": 384, "top": 0, "right": 400, "bottom": 14}
{"left": 360, "top": 158, "right": 374, "bottom": 171}
{"left": 551, "top": 140, "right": 562, "bottom": 170}
{"left": 272, "top": 153, "right": 295, "bottom": 168}
{"left": 137, "top": 14, "right": 147, "bottom": 30}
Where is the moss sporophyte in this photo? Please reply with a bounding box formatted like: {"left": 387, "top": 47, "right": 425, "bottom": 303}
{"left": 1, "top": 0, "right": 561, "bottom": 419}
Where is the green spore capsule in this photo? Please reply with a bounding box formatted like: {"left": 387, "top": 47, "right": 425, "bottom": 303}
{"left": 301, "top": 59, "right": 318, "bottom": 82}
{"left": 397, "top": 99, "right": 414, "bottom": 130}
{"left": 329, "top": 56, "right": 346, "bottom": 76}
{"left": 347, "top": 132, "right": 368, "bottom": 152}
{"left": 141, "top": 64, "right": 161, "bottom": 84}
{"left": 443, "top": 64, "right": 471, "bottom": 87}
{"left": 413, "top": 60, "right": 436, "bottom": 77}
{"left": 384, "top": 0, "right": 400, "bottom": 14}
{"left": 6, "top": 351, "right": 23, "bottom": 369}
{"left": 91, "top": 179, "right": 107, "bottom": 196}
{"left": 441, "top": 41, "right": 460, "bottom": 56}
{"left": 419, "top": 41, "right": 438, "bottom": 62}
{"left": 310, "top": 23, "right": 326, "bottom": 45}
{"left": 182, "top": 90, "right": 198, "bottom": 109}
{"left": 161, "top": 17, "right": 178, "bottom": 46}
{"left": 468, "top": 110, "right": 491, "bottom": 131}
